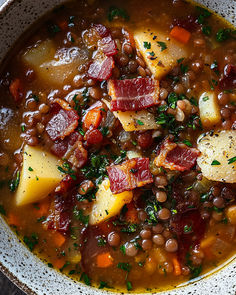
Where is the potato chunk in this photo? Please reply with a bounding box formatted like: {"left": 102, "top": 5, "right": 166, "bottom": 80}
{"left": 199, "top": 92, "right": 221, "bottom": 127}
{"left": 197, "top": 130, "right": 236, "bottom": 183}
{"left": 89, "top": 178, "right": 133, "bottom": 225}
{"left": 226, "top": 205, "right": 236, "bottom": 225}
{"left": 16, "top": 145, "right": 64, "bottom": 206}
{"left": 134, "top": 28, "right": 188, "bottom": 79}
{"left": 103, "top": 99, "right": 158, "bottom": 131}
{"left": 22, "top": 40, "right": 88, "bottom": 86}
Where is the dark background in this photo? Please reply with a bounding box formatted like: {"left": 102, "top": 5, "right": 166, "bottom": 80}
{"left": 0, "top": 271, "right": 25, "bottom": 295}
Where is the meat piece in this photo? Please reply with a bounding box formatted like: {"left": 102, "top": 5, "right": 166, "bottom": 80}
{"left": 108, "top": 78, "right": 160, "bottom": 111}
{"left": 172, "top": 15, "right": 199, "bottom": 32}
{"left": 88, "top": 54, "right": 114, "bottom": 81}
{"left": 51, "top": 132, "right": 88, "bottom": 169}
{"left": 46, "top": 194, "right": 76, "bottom": 234}
{"left": 46, "top": 100, "right": 79, "bottom": 141}
{"left": 154, "top": 138, "right": 200, "bottom": 171}
{"left": 92, "top": 24, "right": 110, "bottom": 38}
{"left": 170, "top": 210, "right": 206, "bottom": 262}
{"left": 9, "top": 78, "right": 24, "bottom": 103}
{"left": 98, "top": 35, "right": 117, "bottom": 57}
{"left": 85, "top": 129, "right": 103, "bottom": 145}
{"left": 107, "top": 157, "right": 153, "bottom": 194}
{"left": 55, "top": 175, "right": 76, "bottom": 194}
{"left": 219, "top": 64, "right": 236, "bottom": 90}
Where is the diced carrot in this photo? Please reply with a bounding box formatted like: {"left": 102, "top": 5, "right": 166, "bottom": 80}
{"left": 172, "top": 257, "right": 181, "bottom": 276}
{"left": 83, "top": 109, "right": 102, "bottom": 130}
{"left": 96, "top": 252, "right": 113, "bottom": 268}
{"left": 170, "top": 26, "right": 191, "bottom": 44}
{"left": 9, "top": 78, "right": 23, "bottom": 103}
{"left": 52, "top": 232, "right": 66, "bottom": 247}
{"left": 8, "top": 213, "right": 20, "bottom": 227}
{"left": 125, "top": 202, "right": 139, "bottom": 224}
{"left": 34, "top": 199, "right": 50, "bottom": 217}
{"left": 58, "top": 20, "right": 68, "bottom": 31}
{"left": 53, "top": 258, "right": 65, "bottom": 269}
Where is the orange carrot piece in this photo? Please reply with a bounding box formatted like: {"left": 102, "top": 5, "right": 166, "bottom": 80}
{"left": 9, "top": 78, "right": 23, "bottom": 103}
{"left": 83, "top": 109, "right": 102, "bottom": 130}
{"left": 52, "top": 232, "right": 66, "bottom": 247}
{"left": 96, "top": 252, "right": 113, "bottom": 268}
{"left": 8, "top": 213, "right": 20, "bottom": 227}
{"left": 125, "top": 202, "right": 139, "bottom": 224}
{"left": 53, "top": 258, "right": 65, "bottom": 269}
{"left": 172, "top": 257, "right": 181, "bottom": 276}
{"left": 170, "top": 26, "right": 191, "bottom": 44}
{"left": 34, "top": 199, "right": 50, "bottom": 217}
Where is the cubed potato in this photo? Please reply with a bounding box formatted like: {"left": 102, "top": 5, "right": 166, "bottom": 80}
{"left": 199, "top": 92, "right": 221, "bottom": 127}
{"left": 16, "top": 145, "right": 64, "bottom": 206}
{"left": 22, "top": 40, "right": 88, "bottom": 86}
{"left": 134, "top": 28, "right": 188, "bottom": 79}
{"left": 103, "top": 99, "right": 158, "bottom": 131}
{"left": 226, "top": 205, "right": 236, "bottom": 225}
{"left": 197, "top": 130, "right": 236, "bottom": 183}
{"left": 89, "top": 178, "right": 133, "bottom": 225}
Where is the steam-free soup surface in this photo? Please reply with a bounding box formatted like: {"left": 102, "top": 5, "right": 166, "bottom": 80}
{"left": 0, "top": 0, "right": 235, "bottom": 292}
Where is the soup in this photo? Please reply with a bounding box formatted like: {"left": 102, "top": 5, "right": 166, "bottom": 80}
{"left": 0, "top": 0, "right": 235, "bottom": 292}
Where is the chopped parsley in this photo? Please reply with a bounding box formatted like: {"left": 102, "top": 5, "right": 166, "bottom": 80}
{"left": 99, "top": 281, "right": 110, "bottom": 289}
{"left": 196, "top": 6, "right": 211, "bottom": 24}
{"left": 202, "top": 25, "right": 211, "bottom": 36}
{"left": 23, "top": 233, "right": 39, "bottom": 251}
{"left": 28, "top": 167, "right": 33, "bottom": 171}
{"left": 137, "top": 119, "right": 144, "bottom": 125}
{"left": 177, "top": 57, "right": 185, "bottom": 64}
{"left": 168, "top": 92, "right": 178, "bottom": 109}
{"left": 31, "top": 94, "right": 39, "bottom": 102}
{"left": 183, "top": 139, "right": 192, "bottom": 147}
{"left": 121, "top": 223, "right": 138, "bottom": 233}
{"left": 73, "top": 207, "right": 89, "bottom": 226}
{"left": 108, "top": 6, "right": 129, "bottom": 22}
{"left": 21, "top": 125, "right": 25, "bottom": 132}
{"left": 117, "top": 262, "right": 131, "bottom": 272}
{"left": 143, "top": 41, "right": 151, "bottom": 49}
{"left": 120, "top": 244, "right": 126, "bottom": 255}
{"left": 180, "top": 63, "right": 189, "bottom": 74}
{"left": 0, "top": 204, "right": 6, "bottom": 216}
{"left": 47, "top": 23, "right": 61, "bottom": 35}
{"left": 9, "top": 171, "right": 20, "bottom": 192}
{"left": 37, "top": 216, "right": 46, "bottom": 223}
{"left": 80, "top": 272, "right": 91, "bottom": 286}
{"left": 126, "top": 281, "right": 133, "bottom": 291}
{"left": 216, "top": 28, "right": 236, "bottom": 42}
{"left": 202, "top": 96, "right": 209, "bottom": 102}
{"left": 114, "top": 150, "right": 127, "bottom": 165}
{"left": 211, "top": 160, "right": 221, "bottom": 166}
{"left": 228, "top": 156, "right": 236, "bottom": 164}
{"left": 97, "top": 236, "right": 107, "bottom": 247}
{"left": 157, "top": 41, "right": 167, "bottom": 51}
{"left": 184, "top": 225, "right": 192, "bottom": 233}
{"left": 58, "top": 162, "right": 76, "bottom": 180}
{"left": 186, "top": 252, "right": 202, "bottom": 279}
{"left": 190, "top": 97, "right": 198, "bottom": 107}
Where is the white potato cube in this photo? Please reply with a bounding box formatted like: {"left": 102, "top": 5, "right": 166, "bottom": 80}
{"left": 197, "top": 130, "right": 236, "bottom": 183}
{"left": 199, "top": 92, "right": 221, "bottom": 127}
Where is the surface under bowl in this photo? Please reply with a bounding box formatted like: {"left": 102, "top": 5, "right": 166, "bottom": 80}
{"left": 0, "top": 0, "right": 235, "bottom": 294}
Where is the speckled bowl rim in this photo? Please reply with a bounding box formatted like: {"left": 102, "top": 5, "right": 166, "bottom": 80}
{"left": 0, "top": 0, "right": 235, "bottom": 294}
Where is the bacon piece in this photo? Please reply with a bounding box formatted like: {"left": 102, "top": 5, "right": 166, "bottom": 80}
{"left": 154, "top": 138, "right": 200, "bottom": 171}
{"left": 107, "top": 157, "right": 153, "bottom": 194}
{"left": 92, "top": 24, "right": 110, "bottom": 38}
{"left": 108, "top": 78, "right": 160, "bottom": 111}
{"left": 55, "top": 175, "right": 75, "bottom": 194}
{"left": 98, "top": 35, "right": 117, "bottom": 57}
{"left": 88, "top": 54, "right": 114, "bottom": 81}
{"left": 46, "top": 194, "right": 75, "bottom": 234}
{"left": 51, "top": 132, "right": 88, "bottom": 169}
{"left": 46, "top": 100, "right": 79, "bottom": 141}
{"left": 219, "top": 64, "right": 236, "bottom": 90}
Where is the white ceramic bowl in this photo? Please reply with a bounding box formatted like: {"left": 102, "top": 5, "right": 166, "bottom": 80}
{"left": 0, "top": 0, "right": 235, "bottom": 294}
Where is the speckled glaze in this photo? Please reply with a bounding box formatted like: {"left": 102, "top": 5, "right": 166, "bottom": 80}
{"left": 0, "top": 0, "right": 235, "bottom": 294}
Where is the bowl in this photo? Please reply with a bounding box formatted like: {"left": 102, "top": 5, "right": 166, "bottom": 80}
{"left": 0, "top": 0, "right": 235, "bottom": 294}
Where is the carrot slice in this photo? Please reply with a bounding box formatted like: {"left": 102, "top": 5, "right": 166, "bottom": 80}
{"left": 172, "top": 257, "right": 181, "bottom": 276}
{"left": 8, "top": 213, "right": 20, "bottom": 227}
{"left": 96, "top": 252, "right": 113, "bottom": 268}
{"left": 9, "top": 78, "right": 23, "bottom": 103}
{"left": 52, "top": 232, "right": 66, "bottom": 247}
{"left": 83, "top": 109, "right": 102, "bottom": 130}
{"left": 170, "top": 26, "right": 191, "bottom": 44}
{"left": 53, "top": 258, "right": 65, "bottom": 269}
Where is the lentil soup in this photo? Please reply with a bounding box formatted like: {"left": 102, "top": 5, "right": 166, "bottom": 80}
{"left": 0, "top": 0, "right": 236, "bottom": 292}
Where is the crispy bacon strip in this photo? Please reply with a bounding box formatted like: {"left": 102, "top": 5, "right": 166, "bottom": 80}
{"left": 45, "top": 194, "right": 76, "bottom": 234}
{"left": 108, "top": 78, "right": 160, "bottom": 111}
{"left": 51, "top": 132, "right": 88, "bottom": 169}
{"left": 107, "top": 157, "right": 153, "bottom": 194}
{"left": 88, "top": 54, "right": 114, "bottom": 81}
{"left": 46, "top": 100, "right": 79, "bottom": 141}
{"left": 154, "top": 138, "right": 200, "bottom": 171}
